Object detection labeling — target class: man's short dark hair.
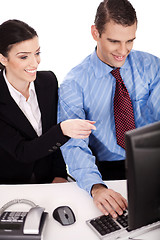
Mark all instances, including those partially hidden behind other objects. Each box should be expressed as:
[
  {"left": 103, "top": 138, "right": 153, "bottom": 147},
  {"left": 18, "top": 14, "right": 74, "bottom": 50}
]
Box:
[{"left": 94, "top": 0, "right": 137, "bottom": 36}]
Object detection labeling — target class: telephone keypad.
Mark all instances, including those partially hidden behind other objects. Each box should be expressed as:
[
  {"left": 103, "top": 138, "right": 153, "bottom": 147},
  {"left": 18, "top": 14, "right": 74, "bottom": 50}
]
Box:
[{"left": 0, "top": 211, "right": 27, "bottom": 223}]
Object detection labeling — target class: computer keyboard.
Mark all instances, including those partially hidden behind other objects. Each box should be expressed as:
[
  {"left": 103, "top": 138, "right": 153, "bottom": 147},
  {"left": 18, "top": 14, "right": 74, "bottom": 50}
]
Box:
[{"left": 86, "top": 210, "right": 129, "bottom": 239}]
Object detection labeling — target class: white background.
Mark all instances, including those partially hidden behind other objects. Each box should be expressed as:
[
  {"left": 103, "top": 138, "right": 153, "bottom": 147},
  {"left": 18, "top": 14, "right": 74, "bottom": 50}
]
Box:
[{"left": 1, "top": 0, "right": 160, "bottom": 83}]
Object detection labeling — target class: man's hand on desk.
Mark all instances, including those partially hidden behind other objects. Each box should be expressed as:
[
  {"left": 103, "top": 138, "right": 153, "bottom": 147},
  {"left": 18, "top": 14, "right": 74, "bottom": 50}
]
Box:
[
  {"left": 52, "top": 177, "right": 68, "bottom": 183},
  {"left": 91, "top": 184, "right": 128, "bottom": 218}
]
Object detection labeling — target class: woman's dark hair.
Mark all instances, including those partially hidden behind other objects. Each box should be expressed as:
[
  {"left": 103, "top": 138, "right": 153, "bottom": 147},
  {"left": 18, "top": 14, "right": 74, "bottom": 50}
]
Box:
[
  {"left": 0, "top": 19, "right": 38, "bottom": 70},
  {"left": 94, "top": 0, "right": 137, "bottom": 36}
]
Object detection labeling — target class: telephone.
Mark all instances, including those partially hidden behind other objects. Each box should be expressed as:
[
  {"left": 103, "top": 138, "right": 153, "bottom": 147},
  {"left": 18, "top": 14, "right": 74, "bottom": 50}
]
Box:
[{"left": 0, "top": 199, "right": 48, "bottom": 240}]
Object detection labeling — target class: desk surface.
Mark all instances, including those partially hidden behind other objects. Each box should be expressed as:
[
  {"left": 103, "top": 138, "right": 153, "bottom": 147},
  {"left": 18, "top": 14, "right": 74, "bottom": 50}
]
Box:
[{"left": 0, "top": 180, "right": 159, "bottom": 240}]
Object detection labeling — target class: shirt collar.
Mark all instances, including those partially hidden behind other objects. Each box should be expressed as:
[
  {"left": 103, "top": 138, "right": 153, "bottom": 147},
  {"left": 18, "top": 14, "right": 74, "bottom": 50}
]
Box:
[
  {"left": 3, "top": 70, "right": 36, "bottom": 105},
  {"left": 90, "top": 48, "right": 131, "bottom": 78}
]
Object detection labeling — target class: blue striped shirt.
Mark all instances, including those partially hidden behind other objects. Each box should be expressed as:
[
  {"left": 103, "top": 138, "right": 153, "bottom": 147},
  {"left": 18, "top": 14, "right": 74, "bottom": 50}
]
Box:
[{"left": 58, "top": 49, "right": 160, "bottom": 193}]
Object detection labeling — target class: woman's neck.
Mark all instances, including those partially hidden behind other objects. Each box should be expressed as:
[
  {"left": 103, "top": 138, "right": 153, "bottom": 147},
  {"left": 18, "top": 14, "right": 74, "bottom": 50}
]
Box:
[{"left": 6, "top": 73, "right": 30, "bottom": 100}]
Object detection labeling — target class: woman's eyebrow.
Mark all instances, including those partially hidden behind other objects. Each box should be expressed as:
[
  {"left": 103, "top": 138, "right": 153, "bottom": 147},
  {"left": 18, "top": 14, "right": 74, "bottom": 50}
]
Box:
[{"left": 16, "top": 47, "right": 40, "bottom": 55}]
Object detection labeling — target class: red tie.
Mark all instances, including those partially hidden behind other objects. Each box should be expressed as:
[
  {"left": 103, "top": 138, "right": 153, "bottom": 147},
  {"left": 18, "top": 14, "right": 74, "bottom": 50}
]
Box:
[{"left": 111, "top": 68, "right": 135, "bottom": 148}]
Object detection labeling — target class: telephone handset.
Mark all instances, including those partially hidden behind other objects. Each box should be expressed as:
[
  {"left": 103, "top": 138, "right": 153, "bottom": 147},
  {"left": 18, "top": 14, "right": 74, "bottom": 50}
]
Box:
[{"left": 0, "top": 199, "right": 48, "bottom": 240}]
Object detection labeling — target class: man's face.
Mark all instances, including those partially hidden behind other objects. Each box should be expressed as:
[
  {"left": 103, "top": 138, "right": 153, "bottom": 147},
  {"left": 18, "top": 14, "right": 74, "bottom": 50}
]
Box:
[{"left": 91, "top": 20, "right": 137, "bottom": 67}]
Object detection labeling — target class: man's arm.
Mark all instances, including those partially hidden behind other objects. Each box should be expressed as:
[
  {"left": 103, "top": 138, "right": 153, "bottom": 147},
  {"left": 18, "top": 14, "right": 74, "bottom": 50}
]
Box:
[
  {"left": 136, "top": 53, "right": 160, "bottom": 125},
  {"left": 58, "top": 80, "right": 103, "bottom": 193}
]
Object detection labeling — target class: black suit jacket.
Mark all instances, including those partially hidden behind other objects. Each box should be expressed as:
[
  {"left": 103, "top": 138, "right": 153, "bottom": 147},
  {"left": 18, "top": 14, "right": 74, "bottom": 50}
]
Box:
[{"left": 0, "top": 70, "right": 69, "bottom": 184}]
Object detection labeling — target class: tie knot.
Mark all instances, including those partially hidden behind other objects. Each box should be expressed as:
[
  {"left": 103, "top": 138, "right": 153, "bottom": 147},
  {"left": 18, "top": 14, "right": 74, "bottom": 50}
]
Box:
[{"left": 111, "top": 68, "right": 120, "bottom": 78}]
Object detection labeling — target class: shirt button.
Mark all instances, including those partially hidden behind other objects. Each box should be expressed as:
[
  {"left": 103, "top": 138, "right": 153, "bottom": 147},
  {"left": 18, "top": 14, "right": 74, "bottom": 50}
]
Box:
[
  {"left": 56, "top": 142, "right": 61, "bottom": 147},
  {"left": 52, "top": 146, "right": 58, "bottom": 150}
]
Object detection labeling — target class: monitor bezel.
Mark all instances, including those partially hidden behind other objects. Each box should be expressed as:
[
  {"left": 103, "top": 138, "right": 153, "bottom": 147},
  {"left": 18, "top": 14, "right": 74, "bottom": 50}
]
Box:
[{"left": 125, "top": 121, "right": 160, "bottom": 230}]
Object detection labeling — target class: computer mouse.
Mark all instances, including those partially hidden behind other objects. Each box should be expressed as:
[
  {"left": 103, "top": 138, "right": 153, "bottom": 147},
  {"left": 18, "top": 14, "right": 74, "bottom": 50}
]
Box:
[{"left": 52, "top": 206, "right": 76, "bottom": 226}]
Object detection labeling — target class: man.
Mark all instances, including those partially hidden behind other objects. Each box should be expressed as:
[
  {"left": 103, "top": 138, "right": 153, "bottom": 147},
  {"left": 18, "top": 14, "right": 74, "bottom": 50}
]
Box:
[{"left": 58, "top": 0, "right": 160, "bottom": 218}]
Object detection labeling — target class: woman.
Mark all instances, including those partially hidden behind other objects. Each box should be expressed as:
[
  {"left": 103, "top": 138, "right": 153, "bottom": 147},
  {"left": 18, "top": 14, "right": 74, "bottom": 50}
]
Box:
[{"left": 0, "top": 19, "right": 96, "bottom": 184}]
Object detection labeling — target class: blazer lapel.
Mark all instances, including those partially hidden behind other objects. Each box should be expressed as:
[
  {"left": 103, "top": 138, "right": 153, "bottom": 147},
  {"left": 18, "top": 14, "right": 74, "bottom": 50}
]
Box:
[{"left": 0, "top": 71, "right": 38, "bottom": 138}]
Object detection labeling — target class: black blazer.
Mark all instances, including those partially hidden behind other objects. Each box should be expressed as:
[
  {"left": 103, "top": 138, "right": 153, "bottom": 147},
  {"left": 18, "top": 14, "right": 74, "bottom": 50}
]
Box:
[{"left": 0, "top": 70, "right": 69, "bottom": 184}]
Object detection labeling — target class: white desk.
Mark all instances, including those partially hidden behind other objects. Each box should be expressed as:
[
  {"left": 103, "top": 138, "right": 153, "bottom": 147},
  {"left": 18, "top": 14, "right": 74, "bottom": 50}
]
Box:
[{"left": 0, "top": 180, "right": 159, "bottom": 240}]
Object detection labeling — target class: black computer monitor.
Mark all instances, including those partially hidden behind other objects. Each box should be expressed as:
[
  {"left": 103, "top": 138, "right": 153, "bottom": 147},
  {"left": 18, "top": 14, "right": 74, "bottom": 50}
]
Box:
[{"left": 125, "top": 121, "right": 160, "bottom": 231}]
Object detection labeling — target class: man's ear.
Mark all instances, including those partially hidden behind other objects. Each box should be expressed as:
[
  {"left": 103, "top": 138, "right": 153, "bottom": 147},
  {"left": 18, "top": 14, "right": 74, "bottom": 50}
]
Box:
[
  {"left": 0, "top": 54, "right": 8, "bottom": 67},
  {"left": 91, "top": 25, "right": 100, "bottom": 41}
]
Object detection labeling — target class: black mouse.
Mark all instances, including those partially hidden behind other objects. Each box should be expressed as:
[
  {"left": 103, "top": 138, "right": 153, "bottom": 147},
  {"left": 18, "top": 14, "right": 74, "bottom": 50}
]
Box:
[{"left": 53, "top": 206, "right": 76, "bottom": 226}]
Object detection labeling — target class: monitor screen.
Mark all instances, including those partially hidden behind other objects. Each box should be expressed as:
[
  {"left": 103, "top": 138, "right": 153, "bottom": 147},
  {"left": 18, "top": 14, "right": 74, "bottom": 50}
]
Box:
[{"left": 125, "top": 121, "right": 160, "bottom": 231}]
